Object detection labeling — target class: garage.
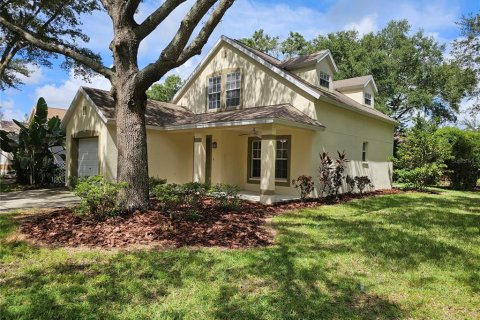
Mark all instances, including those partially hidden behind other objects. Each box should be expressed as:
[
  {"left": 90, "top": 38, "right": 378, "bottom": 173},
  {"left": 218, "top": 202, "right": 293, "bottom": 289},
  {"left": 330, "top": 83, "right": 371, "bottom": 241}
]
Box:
[{"left": 77, "top": 137, "right": 99, "bottom": 177}]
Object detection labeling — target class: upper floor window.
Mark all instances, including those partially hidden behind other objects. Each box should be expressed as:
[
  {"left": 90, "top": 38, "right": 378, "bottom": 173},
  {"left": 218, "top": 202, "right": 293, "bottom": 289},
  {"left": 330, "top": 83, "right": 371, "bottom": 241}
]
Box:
[
  {"left": 362, "top": 141, "right": 368, "bottom": 161},
  {"left": 226, "top": 71, "right": 241, "bottom": 108},
  {"left": 364, "top": 92, "right": 372, "bottom": 106},
  {"left": 319, "top": 71, "right": 330, "bottom": 88},
  {"left": 207, "top": 75, "right": 221, "bottom": 109}
]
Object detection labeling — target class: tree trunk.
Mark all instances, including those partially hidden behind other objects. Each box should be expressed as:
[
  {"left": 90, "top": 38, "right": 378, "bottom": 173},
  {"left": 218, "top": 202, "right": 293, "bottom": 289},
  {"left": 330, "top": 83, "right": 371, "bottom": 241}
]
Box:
[{"left": 114, "top": 77, "right": 150, "bottom": 211}]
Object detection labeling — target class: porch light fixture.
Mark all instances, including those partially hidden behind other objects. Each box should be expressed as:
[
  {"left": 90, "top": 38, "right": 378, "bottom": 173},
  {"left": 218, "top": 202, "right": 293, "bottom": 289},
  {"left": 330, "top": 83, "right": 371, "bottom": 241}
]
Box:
[
  {"left": 279, "top": 139, "right": 287, "bottom": 143},
  {"left": 212, "top": 141, "right": 218, "bottom": 148}
]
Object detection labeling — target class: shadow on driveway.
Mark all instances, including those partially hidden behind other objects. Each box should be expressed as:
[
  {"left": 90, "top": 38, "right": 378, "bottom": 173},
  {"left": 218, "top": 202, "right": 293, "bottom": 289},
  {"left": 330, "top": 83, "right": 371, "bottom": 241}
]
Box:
[{"left": 0, "top": 188, "right": 79, "bottom": 212}]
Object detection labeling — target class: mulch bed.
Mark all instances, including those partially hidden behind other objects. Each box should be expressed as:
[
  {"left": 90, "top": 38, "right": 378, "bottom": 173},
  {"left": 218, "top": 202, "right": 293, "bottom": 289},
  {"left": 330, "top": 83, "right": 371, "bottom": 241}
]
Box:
[{"left": 18, "top": 189, "right": 402, "bottom": 249}]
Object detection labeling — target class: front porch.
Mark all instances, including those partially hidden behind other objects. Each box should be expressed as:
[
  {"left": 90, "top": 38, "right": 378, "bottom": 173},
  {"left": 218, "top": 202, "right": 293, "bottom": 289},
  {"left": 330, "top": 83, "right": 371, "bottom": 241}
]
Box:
[{"left": 188, "top": 123, "right": 317, "bottom": 204}]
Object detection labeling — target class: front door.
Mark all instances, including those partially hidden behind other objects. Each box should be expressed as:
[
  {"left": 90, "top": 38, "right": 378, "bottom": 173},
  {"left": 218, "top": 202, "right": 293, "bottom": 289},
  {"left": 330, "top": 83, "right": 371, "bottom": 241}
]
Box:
[{"left": 205, "top": 135, "right": 212, "bottom": 186}]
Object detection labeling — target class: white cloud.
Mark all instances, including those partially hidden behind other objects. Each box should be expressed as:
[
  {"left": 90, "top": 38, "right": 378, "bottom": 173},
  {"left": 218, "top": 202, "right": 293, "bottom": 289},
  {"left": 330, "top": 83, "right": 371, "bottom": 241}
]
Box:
[
  {"left": 16, "top": 64, "right": 45, "bottom": 85},
  {"left": 344, "top": 15, "right": 378, "bottom": 35},
  {"left": 35, "top": 71, "right": 111, "bottom": 108},
  {"left": 0, "top": 98, "right": 26, "bottom": 121}
]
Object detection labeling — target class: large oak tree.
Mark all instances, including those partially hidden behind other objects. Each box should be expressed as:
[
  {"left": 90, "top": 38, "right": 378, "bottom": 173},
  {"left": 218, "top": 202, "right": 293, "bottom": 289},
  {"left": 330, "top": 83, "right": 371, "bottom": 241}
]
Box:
[{"left": 0, "top": 0, "right": 234, "bottom": 211}]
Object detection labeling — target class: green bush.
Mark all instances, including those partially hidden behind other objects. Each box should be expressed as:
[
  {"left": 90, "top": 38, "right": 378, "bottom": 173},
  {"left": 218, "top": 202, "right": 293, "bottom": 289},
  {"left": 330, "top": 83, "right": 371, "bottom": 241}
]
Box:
[
  {"left": 73, "top": 175, "right": 127, "bottom": 218},
  {"left": 436, "top": 127, "right": 480, "bottom": 190},
  {"left": 396, "top": 164, "right": 446, "bottom": 191},
  {"left": 152, "top": 183, "right": 183, "bottom": 212},
  {"left": 210, "top": 183, "right": 241, "bottom": 211},
  {"left": 182, "top": 182, "right": 208, "bottom": 208},
  {"left": 148, "top": 177, "right": 167, "bottom": 194},
  {"left": 394, "top": 117, "right": 451, "bottom": 190}
]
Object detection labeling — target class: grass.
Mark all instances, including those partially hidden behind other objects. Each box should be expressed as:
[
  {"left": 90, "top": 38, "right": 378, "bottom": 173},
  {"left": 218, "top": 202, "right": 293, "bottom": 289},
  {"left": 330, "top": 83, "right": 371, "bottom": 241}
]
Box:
[{"left": 0, "top": 189, "right": 479, "bottom": 319}]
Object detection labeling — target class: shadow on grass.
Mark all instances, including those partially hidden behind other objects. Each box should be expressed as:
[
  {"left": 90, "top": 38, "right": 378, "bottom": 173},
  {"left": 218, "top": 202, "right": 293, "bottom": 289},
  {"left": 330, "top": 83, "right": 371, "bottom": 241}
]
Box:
[{"left": 1, "top": 191, "right": 478, "bottom": 319}]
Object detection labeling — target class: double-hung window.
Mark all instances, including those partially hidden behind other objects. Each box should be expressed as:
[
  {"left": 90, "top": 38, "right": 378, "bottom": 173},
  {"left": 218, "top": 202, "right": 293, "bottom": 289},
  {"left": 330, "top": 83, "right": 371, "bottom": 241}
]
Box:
[
  {"left": 362, "top": 141, "right": 368, "bottom": 161},
  {"left": 248, "top": 136, "right": 291, "bottom": 184},
  {"left": 364, "top": 92, "right": 372, "bottom": 106},
  {"left": 250, "top": 140, "right": 261, "bottom": 179},
  {"left": 207, "top": 76, "right": 221, "bottom": 110},
  {"left": 275, "top": 138, "right": 289, "bottom": 180},
  {"left": 226, "top": 71, "right": 241, "bottom": 108},
  {"left": 319, "top": 71, "right": 330, "bottom": 88}
]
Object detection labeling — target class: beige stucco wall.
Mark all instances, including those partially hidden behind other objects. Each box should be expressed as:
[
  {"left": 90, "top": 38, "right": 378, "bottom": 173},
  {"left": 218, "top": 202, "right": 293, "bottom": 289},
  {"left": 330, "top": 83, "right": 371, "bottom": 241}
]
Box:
[
  {"left": 175, "top": 43, "right": 317, "bottom": 118},
  {"left": 292, "top": 66, "right": 319, "bottom": 86},
  {"left": 312, "top": 100, "right": 394, "bottom": 192}
]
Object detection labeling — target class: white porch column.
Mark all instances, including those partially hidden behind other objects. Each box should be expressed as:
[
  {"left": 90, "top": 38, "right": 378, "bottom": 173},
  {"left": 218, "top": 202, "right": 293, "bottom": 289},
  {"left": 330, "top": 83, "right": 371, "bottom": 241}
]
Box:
[
  {"left": 193, "top": 133, "right": 206, "bottom": 183},
  {"left": 260, "top": 127, "right": 276, "bottom": 204}
]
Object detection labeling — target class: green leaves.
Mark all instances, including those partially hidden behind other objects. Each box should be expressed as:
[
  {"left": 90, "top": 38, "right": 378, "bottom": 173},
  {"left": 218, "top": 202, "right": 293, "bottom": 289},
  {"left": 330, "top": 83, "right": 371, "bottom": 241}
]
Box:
[
  {"left": 146, "top": 75, "right": 183, "bottom": 102},
  {"left": 2, "top": 97, "right": 66, "bottom": 185}
]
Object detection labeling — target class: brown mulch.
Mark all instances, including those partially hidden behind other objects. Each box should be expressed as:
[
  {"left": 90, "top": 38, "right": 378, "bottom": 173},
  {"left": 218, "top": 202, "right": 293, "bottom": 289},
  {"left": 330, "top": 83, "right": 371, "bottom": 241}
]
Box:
[{"left": 18, "top": 188, "right": 402, "bottom": 250}]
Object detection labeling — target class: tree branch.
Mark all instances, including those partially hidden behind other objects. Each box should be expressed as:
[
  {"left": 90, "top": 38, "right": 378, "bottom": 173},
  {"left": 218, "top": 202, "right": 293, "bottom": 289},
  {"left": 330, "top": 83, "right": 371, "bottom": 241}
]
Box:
[
  {"left": 135, "top": 0, "right": 186, "bottom": 40},
  {"left": 0, "top": 15, "right": 113, "bottom": 78},
  {"left": 176, "top": 0, "right": 234, "bottom": 64},
  {"left": 138, "top": 0, "right": 233, "bottom": 88}
]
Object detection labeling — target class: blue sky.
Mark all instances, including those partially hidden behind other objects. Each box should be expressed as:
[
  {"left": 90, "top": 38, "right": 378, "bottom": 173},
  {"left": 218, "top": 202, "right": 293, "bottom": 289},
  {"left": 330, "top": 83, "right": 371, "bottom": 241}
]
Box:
[{"left": 1, "top": 0, "right": 479, "bottom": 121}]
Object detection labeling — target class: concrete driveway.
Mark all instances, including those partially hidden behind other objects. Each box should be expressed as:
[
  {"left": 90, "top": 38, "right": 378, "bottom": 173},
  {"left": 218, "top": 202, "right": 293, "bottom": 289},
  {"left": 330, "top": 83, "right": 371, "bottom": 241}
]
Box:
[{"left": 0, "top": 188, "right": 80, "bottom": 212}]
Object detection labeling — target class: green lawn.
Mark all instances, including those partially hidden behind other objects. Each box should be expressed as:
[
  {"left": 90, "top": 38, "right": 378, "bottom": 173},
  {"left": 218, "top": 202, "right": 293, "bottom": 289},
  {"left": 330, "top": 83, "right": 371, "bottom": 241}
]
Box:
[{"left": 1, "top": 189, "right": 479, "bottom": 319}]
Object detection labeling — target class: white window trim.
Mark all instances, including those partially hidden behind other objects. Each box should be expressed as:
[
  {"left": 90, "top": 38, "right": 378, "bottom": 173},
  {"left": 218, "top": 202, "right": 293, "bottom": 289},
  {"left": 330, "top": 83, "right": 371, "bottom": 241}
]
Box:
[
  {"left": 225, "top": 71, "right": 241, "bottom": 109},
  {"left": 319, "top": 71, "right": 330, "bottom": 89},
  {"left": 207, "top": 75, "right": 222, "bottom": 110},
  {"left": 364, "top": 92, "right": 372, "bottom": 106}
]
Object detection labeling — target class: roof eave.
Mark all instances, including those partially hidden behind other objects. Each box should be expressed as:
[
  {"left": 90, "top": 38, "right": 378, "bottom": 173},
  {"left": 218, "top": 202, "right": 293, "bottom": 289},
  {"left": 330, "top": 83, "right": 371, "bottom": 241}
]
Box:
[{"left": 61, "top": 87, "right": 111, "bottom": 129}]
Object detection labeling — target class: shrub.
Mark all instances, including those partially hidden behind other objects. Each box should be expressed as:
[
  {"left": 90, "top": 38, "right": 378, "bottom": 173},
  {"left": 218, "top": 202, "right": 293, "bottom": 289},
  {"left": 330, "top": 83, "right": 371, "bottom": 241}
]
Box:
[
  {"left": 318, "top": 151, "right": 348, "bottom": 197},
  {"left": 210, "top": 183, "right": 241, "bottom": 211},
  {"left": 436, "top": 127, "right": 480, "bottom": 190},
  {"left": 292, "top": 175, "right": 314, "bottom": 201},
  {"left": 396, "top": 164, "right": 445, "bottom": 191},
  {"left": 394, "top": 117, "right": 451, "bottom": 190},
  {"left": 148, "top": 177, "right": 167, "bottom": 194},
  {"left": 318, "top": 151, "right": 333, "bottom": 196},
  {"left": 152, "top": 183, "right": 183, "bottom": 213},
  {"left": 354, "top": 176, "right": 374, "bottom": 195},
  {"left": 345, "top": 175, "right": 356, "bottom": 193},
  {"left": 332, "top": 151, "right": 348, "bottom": 197},
  {"left": 182, "top": 182, "right": 208, "bottom": 208},
  {"left": 186, "top": 209, "right": 203, "bottom": 221},
  {"left": 74, "top": 175, "right": 127, "bottom": 218}
]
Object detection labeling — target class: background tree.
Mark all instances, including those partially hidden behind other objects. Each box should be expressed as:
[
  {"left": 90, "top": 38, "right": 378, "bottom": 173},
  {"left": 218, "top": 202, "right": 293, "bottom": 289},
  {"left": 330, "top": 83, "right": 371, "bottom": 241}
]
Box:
[
  {"left": 0, "top": 0, "right": 100, "bottom": 90},
  {"left": 451, "top": 13, "right": 480, "bottom": 114},
  {"left": 394, "top": 117, "right": 451, "bottom": 190},
  {"left": 239, "top": 29, "right": 280, "bottom": 58},
  {"left": 281, "top": 32, "right": 310, "bottom": 58},
  {"left": 436, "top": 127, "right": 480, "bottom": 190},
  {"left": 241, "top": 21, "right": 477, "bottom": 129},
  {"left": 0, "top": 0, "right": 235, "bottom": 211},
  {"left": 146, "top": 74, "right": 183, "bottom": 102},
  {"left": 0, "top": 97, "right": 65, "bottom": 185}
]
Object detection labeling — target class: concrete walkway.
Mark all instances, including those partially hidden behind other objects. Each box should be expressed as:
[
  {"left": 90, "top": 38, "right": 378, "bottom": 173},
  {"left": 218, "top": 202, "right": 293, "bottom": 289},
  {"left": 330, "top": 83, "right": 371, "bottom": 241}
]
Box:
[{"left": 0, "top": 188, "right": 80, "bottom": 212}]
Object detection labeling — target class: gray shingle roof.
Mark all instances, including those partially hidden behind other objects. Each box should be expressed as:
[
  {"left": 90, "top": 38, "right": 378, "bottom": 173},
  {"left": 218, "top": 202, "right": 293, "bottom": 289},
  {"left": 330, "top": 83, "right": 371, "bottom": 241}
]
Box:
[
  {"left": 81, "top": 87, "right": 324, "bottom": 130},
  {"left": 0, "top": 120, "right": 20, "bottom": 134},
  {"left": 333, "top": 75, "right": 376, "bottom": 91}
]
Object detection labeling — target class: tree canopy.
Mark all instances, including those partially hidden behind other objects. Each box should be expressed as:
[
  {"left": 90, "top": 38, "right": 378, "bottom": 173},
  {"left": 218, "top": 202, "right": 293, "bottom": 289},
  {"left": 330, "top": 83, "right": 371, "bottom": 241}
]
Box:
[
  {"left": 0, "top": 0, "right": 100, "bottom": 90},
  {"left": 240, "top": 20, "right": 478, "bottom": 129},
  {"left": 146, "top": 75, "right": 183, "bottom": 102}
]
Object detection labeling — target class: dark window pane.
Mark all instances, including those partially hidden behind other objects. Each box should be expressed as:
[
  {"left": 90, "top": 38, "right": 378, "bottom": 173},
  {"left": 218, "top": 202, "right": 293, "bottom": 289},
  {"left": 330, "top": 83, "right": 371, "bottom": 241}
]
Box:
[{"left": 252, "top": 159, "right": 261, "bottom": 178}]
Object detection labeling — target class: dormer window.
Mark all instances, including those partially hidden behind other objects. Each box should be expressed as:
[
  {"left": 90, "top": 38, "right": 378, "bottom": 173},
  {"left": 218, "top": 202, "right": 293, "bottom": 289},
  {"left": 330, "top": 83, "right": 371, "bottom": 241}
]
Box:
[
  {"left": 226, "top": 71, "right": 241, "bottom": 108},
  {"left": 319, "top": 71, "right": 330, "bottom": 88},
  {"left": 207, "top": 75, "right": 221, "bottom": 109},
  {"left": 364, "top": 92, "right": 372, "bottom": 106}
]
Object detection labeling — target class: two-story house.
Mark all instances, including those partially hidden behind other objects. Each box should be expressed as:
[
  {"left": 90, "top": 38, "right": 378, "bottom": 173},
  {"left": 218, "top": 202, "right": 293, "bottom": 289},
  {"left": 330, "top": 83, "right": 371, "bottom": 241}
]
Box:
[{"left": 62, "top": 36, "right": 396, "bottom": 203}]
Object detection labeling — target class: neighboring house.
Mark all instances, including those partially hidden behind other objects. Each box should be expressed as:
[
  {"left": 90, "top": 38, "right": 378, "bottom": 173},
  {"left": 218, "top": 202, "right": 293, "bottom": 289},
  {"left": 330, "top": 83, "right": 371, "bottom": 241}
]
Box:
[
  {"left": 62, "top": 35, "right": 396, "bottom": 203},
  {"left": 0, "top": 120, "right": 20, "bottom": 175}
]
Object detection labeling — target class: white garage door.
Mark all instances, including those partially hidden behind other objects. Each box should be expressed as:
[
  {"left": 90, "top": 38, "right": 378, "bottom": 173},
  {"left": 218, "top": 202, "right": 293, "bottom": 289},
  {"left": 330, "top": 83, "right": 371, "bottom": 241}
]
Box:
[{"left": 78, "top": 138, "right": 99, "bottom": 177}]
